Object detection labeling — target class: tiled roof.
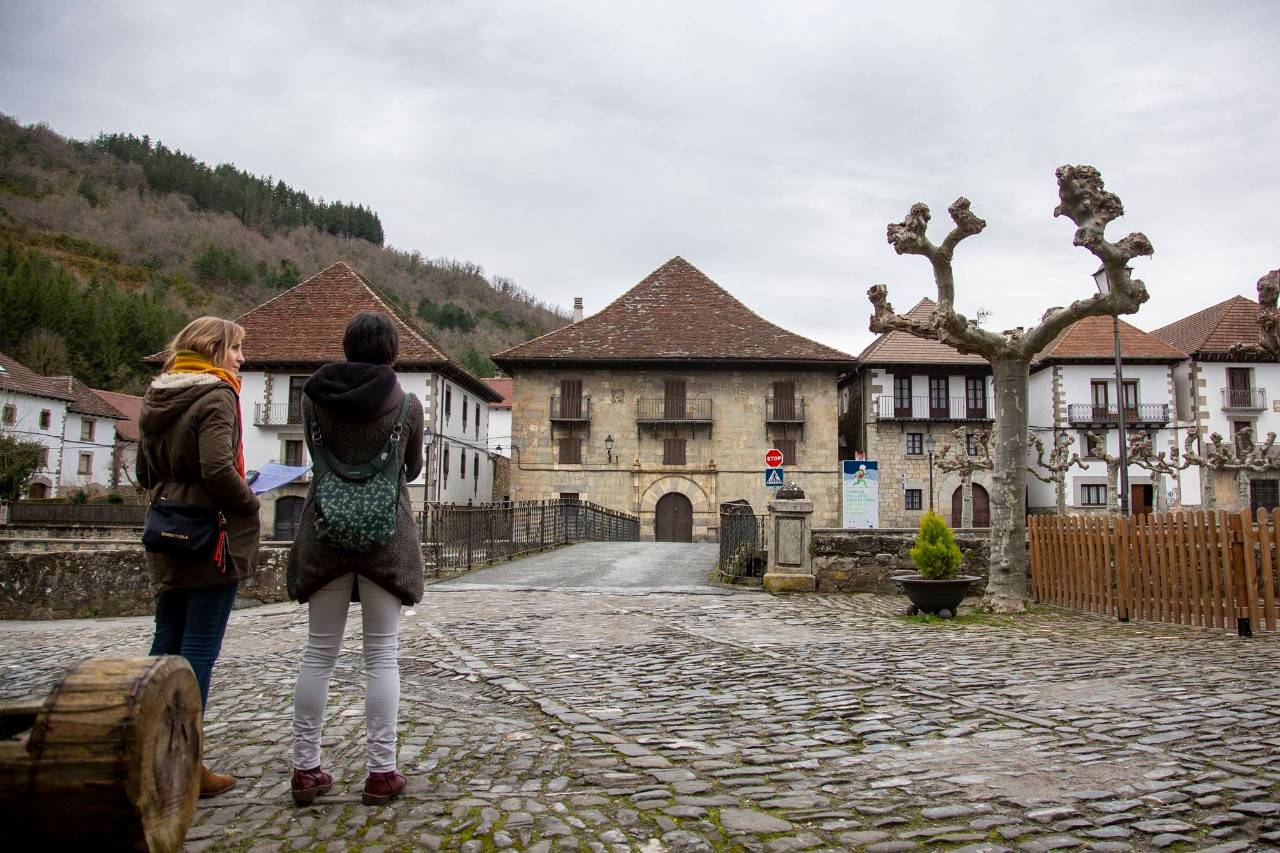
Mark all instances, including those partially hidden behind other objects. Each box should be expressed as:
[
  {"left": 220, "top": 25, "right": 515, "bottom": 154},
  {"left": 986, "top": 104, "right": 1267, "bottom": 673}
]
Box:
[
  {"left": 482, "top": 377, "right": 512, "bottom": 409},
  {"left": 92, "top": 389, "right": 143, "bottom": 441},
  {"left": 856, "top": 299, "right": 990, "bottom": 366},
  {"left": 48, "top": 376, "right": 126, "bottom": 419},
  {"left": 493, "top": 257, "right": 855, "bottom": 367},
  {"left": 1035, "top": 314, "right": 1186, "bottom": 363},
  {"left": 0, "top": 351, "right": 74, "bottom": 402},
  {"left": 1150, "top": 295, "right": 1269, "bottom": 358},
  {"left": 229, "top": 261, "right": 499, "bottom": 401}
]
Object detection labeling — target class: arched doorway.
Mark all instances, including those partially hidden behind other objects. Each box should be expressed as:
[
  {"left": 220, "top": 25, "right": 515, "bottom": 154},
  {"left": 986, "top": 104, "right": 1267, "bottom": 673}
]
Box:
[
  {"left": 951, "top": 483, "right": 990, "bottom": 527},
  {"left": 274, "top": 496, "right": 305, "bottom": 540},
  {"left": 27, "top": 482, "right": 49, "bottom": 499},
  {"left": 654, "top": 492, "right": 693, "bottom": 542}
]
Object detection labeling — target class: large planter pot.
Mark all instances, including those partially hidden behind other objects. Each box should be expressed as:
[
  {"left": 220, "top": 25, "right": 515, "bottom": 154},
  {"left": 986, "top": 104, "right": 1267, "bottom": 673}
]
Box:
[{"left": 892, "top": 574, "right": 980, "bottom": 618}]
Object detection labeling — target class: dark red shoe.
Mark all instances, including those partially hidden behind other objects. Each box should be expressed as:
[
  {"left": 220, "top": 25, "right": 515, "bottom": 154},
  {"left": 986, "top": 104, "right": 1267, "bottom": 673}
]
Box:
[
  {"left": 291, "top": 766, "right": 333, "bottom": 806},
  {"left": 362, "top": 769, "right": 406, "bottom": 806}
]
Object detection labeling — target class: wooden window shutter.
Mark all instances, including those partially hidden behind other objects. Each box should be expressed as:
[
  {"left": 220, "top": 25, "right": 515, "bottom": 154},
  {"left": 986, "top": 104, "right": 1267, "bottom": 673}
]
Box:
[
  {"left": 560, "top": 379, "right": 582, "bottom": 419},
  {"left": 558, "top": 437, "right": 582, "bottom": 464},
  {"left": 772, "top": 381, "right": 796, "bottom": 420},
  {"left": 663, "top": 438, "right": 686, "bottom": 465},
  {"left": 664, "top": 380, "right": 687, "bottom": 419},
  {"left": 775, "top": 438, "right": 797, "bottom": 466}
]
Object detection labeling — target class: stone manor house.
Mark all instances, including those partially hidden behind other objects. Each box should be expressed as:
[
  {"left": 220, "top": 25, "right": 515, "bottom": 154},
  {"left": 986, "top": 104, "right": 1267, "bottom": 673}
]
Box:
[{"left": 492, "top": 257, "right": 855, "bottom": 541}]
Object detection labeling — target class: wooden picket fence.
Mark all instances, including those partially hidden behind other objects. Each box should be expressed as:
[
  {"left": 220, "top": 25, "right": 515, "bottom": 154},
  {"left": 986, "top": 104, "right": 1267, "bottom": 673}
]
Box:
[{"left": 1029, "top": 509, "right": 1280, "bottom": 635}]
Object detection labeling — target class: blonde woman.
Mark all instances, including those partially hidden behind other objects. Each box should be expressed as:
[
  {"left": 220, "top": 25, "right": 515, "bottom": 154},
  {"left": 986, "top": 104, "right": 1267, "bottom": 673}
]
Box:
[{"left": 137, "top": 316, "right": 261, "bottom": 798}]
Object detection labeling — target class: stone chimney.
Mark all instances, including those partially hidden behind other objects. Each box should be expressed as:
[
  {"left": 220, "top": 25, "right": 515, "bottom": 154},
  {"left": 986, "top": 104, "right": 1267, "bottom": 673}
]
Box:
[{"left": 573, "top": 297, "right": 583, "bottom": 323}]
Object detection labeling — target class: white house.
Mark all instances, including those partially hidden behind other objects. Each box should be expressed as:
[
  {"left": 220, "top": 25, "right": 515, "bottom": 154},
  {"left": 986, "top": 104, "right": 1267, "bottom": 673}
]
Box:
[
  {"left": 91, "top": 388, "right": 143, "bottom": 493},
  {"left": 0, "top": 351, "right": 73, "bottom": 498},
  {"left": 45, "top": 376, "right": 126, "bottom": 494},
  {"left": 224, "top": 262, "right": 501, "bottom": 538},
  {"left": 1151, "top": 295, "right": 1280, "bottom": 512},
  {"left": 482, "top": 377, "right": 512, "bottom": 458},
  {"left": 1027, "top": 315, "right": 1187, "bottom": 514}
]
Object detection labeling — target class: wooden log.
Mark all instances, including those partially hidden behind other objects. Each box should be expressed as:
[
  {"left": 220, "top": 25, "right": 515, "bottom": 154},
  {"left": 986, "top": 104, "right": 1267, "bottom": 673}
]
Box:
[{"left": 0, "top": 656, "right": 202, "bottom": 852}]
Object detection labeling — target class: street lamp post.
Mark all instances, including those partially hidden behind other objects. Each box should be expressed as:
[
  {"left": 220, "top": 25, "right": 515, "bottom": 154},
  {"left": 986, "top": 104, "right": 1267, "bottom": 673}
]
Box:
[
  {"left": 1094, "top": 266, "right": 1132, "bottom": 515},
  {"left": 926, "top": 434, "right": 937, "bottom": 512}
]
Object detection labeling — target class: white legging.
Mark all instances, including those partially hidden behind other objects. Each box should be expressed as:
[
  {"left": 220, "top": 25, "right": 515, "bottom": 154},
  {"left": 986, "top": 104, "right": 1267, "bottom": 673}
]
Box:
[{"left": 292, "top": 573, "right": 401, "bottom": 773}]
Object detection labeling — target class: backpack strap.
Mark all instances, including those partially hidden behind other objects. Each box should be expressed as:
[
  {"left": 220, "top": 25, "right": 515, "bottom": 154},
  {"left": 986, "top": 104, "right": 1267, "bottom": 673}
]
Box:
[
  {"left": 304, "top": 394, "right": 410, "bottom": 479},
  {"left": 302, "top": 397, "right": 335, "bottom": 479}
]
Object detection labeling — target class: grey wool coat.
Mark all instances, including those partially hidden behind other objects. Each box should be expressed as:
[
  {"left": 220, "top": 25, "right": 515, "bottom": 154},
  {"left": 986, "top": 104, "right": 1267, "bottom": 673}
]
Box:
[
  {"left": 137, "top": 373, "right": 261, "bottom": 595},
  {"left": 287, "top": 386, "right": 425, "bottom": 605}
]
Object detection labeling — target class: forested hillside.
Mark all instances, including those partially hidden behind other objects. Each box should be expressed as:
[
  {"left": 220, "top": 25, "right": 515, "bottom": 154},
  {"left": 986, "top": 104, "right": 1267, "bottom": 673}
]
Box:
[{"left": 0, "top": 113, "right": 566, "bottom": 393}]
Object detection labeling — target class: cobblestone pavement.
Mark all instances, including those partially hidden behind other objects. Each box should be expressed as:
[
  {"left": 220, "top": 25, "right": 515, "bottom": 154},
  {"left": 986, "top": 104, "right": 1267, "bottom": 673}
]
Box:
[{"left": 2, "top": 588, "right": 1279, "bottom": 852}]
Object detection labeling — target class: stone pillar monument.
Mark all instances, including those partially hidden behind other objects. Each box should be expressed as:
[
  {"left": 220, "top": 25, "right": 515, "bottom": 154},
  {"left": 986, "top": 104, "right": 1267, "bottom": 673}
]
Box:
[{"left": 764, "top": 482, "right": 815, "bottom": 593}]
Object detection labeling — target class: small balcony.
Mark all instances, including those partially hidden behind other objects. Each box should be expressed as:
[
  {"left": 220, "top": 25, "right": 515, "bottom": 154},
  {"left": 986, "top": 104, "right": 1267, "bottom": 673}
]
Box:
[
  {"left": 550, "top": 395, "right": 591, "bottom": 423},
  {"left": 254, "top": 402, "right": 302, "bottom": 426},
  {"left": 765, "top": 397, "right": 805, "bottom": 424},
  {"left": 874, "top": 395, "right": 993, "bottom": 422},
  {"left": 637, "top": 397, "right": 713, "bottom": 424},
  {"left": 1222, "top": 387, "right": 1267, "bottom": 411},
  {"left": 1067, "top": 403, "right": 1171, "bottom": 428}
]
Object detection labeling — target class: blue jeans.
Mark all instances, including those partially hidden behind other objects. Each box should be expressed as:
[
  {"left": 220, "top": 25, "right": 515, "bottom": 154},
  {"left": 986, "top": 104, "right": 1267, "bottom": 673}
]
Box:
[{"left": 150, "top": 583, "right": 239, "bottom": 709}]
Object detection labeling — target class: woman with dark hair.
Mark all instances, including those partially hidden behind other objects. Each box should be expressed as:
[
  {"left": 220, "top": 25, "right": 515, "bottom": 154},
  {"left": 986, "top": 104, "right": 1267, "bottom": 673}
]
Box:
[
  {"left": 138, "top": 316, "right": 261, "bottom": 798},
  {"left": 288, "top": 311, "right": 425, "bottom": 806}
]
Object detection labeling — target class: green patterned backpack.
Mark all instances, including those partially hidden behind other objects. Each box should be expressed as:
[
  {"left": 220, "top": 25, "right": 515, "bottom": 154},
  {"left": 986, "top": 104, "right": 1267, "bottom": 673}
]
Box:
[{"left": 304, "top": 396, "right": 410, "bottom": 552}]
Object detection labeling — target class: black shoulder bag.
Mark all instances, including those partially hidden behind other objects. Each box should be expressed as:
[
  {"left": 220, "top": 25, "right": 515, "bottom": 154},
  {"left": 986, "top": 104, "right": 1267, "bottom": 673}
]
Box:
[{"left": 139, "top": 438, "right": 227, "bottom": 565}]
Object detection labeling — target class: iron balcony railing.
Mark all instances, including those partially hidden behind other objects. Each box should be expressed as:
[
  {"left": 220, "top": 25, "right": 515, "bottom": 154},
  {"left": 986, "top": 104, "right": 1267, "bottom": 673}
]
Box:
[
  {"left": 1067, "top": 403, "right": 1171, "bottom": 426},
  {"left": 765, "top": 397, "right": 805, "bottom": 423},
  {"left": 254, "top": 402, "right": 303, "bottom": 426},
  {"left": 419, "top": 499, "right": 639, "bottom": 575},
  {"left": 875, "top": 395, "right": 993, "bottom": 421},
  {"left": 1221, "top": 387, "right": 1267, "bottom": 410},
  {"left": 637, "top": 397, "right": 713, "bottom": 423},
  {"left": 550, "top": 395, "right": 591, "bottom": 422}
]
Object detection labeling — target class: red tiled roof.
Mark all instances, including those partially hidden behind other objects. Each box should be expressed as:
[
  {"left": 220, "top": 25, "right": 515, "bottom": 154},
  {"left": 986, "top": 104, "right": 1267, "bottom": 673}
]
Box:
[
  {"left": 482, "top": 377, "right": 512, "bottom": 409},
  {"left": 857, "top": 298, "right": 991, "bottom": 366},
  {"left": 92, "top": 389, "right": 143, "bottom": 441},
  {"left": 0, "top": 351, "right": 75, "bottom": 402},
  {"left": 47, "top": 376, "right": 126, "bottom": 419},
  {"left": 1150, "top": 295, "right": 1269, "bottom": 358},
  {"left": 492, "top": 257, "right": 855, "bottom": 367},
  {"left": 231, "top": 261, "right": 499, "bottom": 401},
  {"left": 1035, "top": 314, "right": 1186, "bottom": 363}
]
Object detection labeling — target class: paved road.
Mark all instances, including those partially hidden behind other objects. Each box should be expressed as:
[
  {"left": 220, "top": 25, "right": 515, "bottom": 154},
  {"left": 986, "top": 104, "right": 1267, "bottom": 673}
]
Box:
[
  {"left": 1, "top": 587, "right": 1278, "bottom": 851},
  {"left": 432, "top": 541, "right": 726, "bottom": 595}
]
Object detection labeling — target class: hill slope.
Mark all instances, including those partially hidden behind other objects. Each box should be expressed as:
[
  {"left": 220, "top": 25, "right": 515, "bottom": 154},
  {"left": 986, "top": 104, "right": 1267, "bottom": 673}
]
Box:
[{"left": 0, "top": 113, "right": 567, "bottom": 392}]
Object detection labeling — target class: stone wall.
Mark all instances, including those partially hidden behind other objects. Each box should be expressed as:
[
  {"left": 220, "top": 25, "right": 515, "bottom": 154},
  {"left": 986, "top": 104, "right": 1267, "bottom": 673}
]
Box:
[
  {"left": 509, "top": 367, "right": 843, "bottom": 539},
  {"left": 0, "top": 525, "right": 143, "bottom": 553},
  {"left": 810, "top": 527, "right": 990, "bottom": 594},
  {"left": 0, "top": 546, "right": 291, "bottom": 620}
]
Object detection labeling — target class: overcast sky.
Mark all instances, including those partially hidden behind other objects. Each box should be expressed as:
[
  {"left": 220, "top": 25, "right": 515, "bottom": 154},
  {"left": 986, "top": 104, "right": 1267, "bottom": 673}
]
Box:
[{"left": 2, "top": 1, "right": 1277, "bottom": 357}]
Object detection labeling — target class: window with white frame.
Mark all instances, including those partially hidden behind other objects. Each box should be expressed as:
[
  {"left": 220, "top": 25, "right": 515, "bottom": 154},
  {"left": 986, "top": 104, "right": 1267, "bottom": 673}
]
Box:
[
  {"left": 1081, "top": 484, "right": 1108, "bottom": 506},
  {"left": 78, "top": 452, "right": 92, "bottom": 476},
  {"left": 905, "top": 489, "right": 923, "bottom": 510}
]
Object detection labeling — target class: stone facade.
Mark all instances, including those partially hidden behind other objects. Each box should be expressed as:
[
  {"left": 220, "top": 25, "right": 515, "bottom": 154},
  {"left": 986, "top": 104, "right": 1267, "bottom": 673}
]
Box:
[
  {"left": 810, "top": 528, "right": 991, "bottom": 594},
  {"left": 509, "top": 368, "right": 842, "bottom": 539}
]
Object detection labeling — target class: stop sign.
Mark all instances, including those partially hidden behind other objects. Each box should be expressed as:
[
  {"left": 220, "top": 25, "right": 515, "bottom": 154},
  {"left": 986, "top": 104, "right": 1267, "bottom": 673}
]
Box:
[{"left": 765, "top": 448, "right": 784, "bottom": 468}]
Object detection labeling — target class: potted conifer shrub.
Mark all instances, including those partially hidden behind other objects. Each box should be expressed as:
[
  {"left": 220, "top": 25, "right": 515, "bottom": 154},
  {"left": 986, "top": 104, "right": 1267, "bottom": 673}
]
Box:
[{"left": 894, "top": 511, "right": 980, "bottom": 618}]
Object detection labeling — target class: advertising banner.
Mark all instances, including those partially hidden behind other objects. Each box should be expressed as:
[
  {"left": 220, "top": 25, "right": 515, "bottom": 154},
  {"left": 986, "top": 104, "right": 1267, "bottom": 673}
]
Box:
[{"left": 842, "top": 459, "right": 878, "bottom": 529}]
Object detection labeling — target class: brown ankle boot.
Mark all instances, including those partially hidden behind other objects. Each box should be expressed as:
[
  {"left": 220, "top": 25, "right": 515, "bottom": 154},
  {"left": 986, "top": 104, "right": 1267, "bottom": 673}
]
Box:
[{"left": 199, "top": 763, "right": 236, "bottom": 798}]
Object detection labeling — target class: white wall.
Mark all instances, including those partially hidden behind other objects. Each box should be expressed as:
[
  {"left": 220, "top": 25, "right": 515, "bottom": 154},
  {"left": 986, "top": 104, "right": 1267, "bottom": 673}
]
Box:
[
  {"left": 488, "top": 407, "right": 512, "bottom": 458},
  {"left": 0, "top": 391, "right": 67, "bottom": 496},
  {"left": 58, "top": 411, "right": 119, "bottom": 493},
  {"left": 435, "top": 377, "right": 494, "bottom": 505}
]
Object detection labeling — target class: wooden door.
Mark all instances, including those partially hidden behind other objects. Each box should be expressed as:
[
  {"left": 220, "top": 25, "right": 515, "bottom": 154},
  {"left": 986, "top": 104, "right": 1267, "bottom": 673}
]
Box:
[
  {"left": 664, "top": 380, "right": 687, "bottom": 419},
  {"left": 560, "top": 379, "right": 582, "bottom": 419},
  {"left": 949, "top": 483, "right": 991, "bottom": 527},
  {"left": 655, "top": 492, "right": 693, "bottom": 542},
  {"left": 1130, "top": 484, "right": 1153, "bottom": 516},
  {"left": 273, "top": 496, "right": 305, "bottom": 540},
  {"left": 772, "top": 381, "right": 796, "bottom": 420},
  {"left": 1228, "top": 368, "right": 1252, "bottom": 408}
]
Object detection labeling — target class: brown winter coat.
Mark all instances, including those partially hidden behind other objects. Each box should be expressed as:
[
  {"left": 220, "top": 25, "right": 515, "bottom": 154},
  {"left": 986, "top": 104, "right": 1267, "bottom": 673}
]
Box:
[
  {"left": 287, "top": 381, "right": 425, "bottom": 605},
  {"left": 136, "top": 373, "right": 261, "bottom": 595}
]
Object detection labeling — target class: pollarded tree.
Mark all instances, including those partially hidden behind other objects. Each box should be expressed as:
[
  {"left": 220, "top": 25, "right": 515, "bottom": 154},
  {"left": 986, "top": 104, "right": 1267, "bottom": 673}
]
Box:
[
  {"left": 934, "top": 427, "right": 993, "bottom": 528},
  {"left": 869, "top": 166, "right": 1153, "bottom": 611},
  {"left": 1127, "top": 430, "right": 1196, "bottom": 512},
  {"left": 1027, "top": 432, "right": 1088, "bottom": 515}
]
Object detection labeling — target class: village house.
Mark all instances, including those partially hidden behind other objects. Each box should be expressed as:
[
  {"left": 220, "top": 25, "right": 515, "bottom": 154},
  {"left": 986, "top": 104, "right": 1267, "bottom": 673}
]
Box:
[
  {"left": 229, "top": 262, "right": 501, "bottom": 538},
  {"left": 0, "top": 351, "right": 74, "bottom": 498},
  {"left": 1151, "top": 295, "right": 1280, "bottom": 512},
  {"left": 492, "top": 257, "right": 854, "bottom": 540},
  {"left": 1028, "top": 315, "right": 1187, "bottom": 514},
  {"left": 46, "top": 376, "right": 127, "bottom": 494},
  {"left": 90, "top": 388, "right": 143, "bottom": 492},
  {"left": 841, "top": 299, "right": 996, "bottom": 528},
  {"left": 483, "top": 376, "right": 513, "bottom": 502}
]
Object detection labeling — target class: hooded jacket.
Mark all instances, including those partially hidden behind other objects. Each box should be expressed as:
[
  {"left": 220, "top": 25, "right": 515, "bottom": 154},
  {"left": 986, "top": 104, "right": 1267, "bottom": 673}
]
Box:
[
  {"left": 287, "top": 362, "right": 425, "bottom": 604},
  {"left": 137, "top": 372, "right": 261, "bottom": 594}
]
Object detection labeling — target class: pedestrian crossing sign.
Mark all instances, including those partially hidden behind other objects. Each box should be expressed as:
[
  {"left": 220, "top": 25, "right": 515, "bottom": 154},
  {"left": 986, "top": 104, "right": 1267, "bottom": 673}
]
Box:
[{"left": 765, "top": 467, "right": 785, "bottom": 487}]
